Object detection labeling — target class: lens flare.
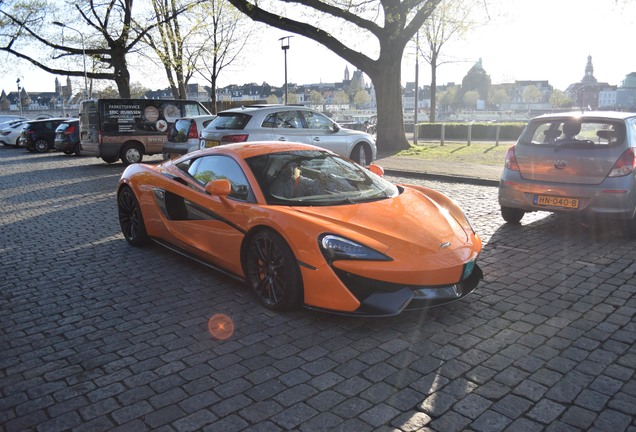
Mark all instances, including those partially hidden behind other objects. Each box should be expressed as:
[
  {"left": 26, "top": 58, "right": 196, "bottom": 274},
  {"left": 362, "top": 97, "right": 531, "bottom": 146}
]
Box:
[{"left": 208, "top": 313, "right": 234, "bottom": 340}]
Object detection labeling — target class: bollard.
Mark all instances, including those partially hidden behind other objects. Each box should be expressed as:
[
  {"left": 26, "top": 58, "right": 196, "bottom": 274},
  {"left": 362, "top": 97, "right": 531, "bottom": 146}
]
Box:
[
  {"left": 440, "top": 124, "right": 445, "bottom": 146},
  {"left": 467, "top": 124, "right": 472, "bottom": 146}
]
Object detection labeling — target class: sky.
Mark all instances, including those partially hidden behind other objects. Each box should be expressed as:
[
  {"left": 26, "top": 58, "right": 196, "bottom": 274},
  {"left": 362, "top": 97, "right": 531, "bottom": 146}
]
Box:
[{"left": 2, "top": 0, "right": 635, "bottom": 96}]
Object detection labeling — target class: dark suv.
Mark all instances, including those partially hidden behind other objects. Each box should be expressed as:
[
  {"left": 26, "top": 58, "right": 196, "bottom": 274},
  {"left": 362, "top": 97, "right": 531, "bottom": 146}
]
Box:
[{"left": 20, "top": 118, "right": 67, "bottom": 153}]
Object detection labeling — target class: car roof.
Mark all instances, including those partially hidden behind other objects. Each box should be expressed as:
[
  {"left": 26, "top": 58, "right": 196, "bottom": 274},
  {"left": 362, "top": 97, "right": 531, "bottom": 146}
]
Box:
[
  {"left": 197, "top": 141, "right": 330, "bottom": 159},
  {"left": 220, "top": 104, "right": 316, "bottom": 114},
  {"left": 532, "top": 111, "right": 636, "bottom": 121},
  {"left": 177, "top": 114, "right": 217, "bottom": 121},
  {"left": 26, "top": 118, "right": 69, "bottom": 123}
]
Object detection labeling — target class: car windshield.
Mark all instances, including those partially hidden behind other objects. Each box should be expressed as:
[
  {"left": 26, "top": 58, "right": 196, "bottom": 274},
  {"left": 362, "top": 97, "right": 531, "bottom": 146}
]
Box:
[
  {"left": 208, "top": 113, "right": 251, "bottom": 130},
  {"left": 246, "top": 150, "right": 399, "bottom": 206},
  {"left": 520, "top": 118, "right": 626, "bottom": 148}
]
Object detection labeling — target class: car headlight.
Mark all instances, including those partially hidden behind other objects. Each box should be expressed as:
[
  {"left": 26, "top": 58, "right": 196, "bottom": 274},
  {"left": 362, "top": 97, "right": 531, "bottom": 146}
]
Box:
[
  {"left": 462, "top": 260, "right": 476, "bottom": 280},
  {"left": 319, "top": 234, "right": 391, "bottom": 262}
]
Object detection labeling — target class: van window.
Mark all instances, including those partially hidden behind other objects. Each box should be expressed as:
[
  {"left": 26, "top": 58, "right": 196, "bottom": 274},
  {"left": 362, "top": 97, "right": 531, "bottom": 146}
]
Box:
[{"left": 184, "top": 103, "right": 207, "bottom": 117}]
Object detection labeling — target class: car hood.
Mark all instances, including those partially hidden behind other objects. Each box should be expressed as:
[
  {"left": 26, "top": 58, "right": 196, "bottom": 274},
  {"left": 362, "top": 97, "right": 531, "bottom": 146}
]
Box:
[{"left": 292, "top": 188, "right": 470, "bottom": 256}]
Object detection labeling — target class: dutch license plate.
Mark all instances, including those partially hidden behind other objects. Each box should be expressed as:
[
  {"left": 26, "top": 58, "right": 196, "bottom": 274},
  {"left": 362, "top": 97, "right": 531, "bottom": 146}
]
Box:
[
  {"left": 205, "top": 140, "right": 220, "bottom": 148},
  {"left": 534, "top": 195, "right": 579, "bottom": 209}
]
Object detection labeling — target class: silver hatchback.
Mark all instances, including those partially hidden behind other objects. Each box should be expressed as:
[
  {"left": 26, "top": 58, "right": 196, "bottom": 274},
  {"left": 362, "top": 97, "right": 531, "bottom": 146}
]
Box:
[
  {"left": 199, "top": 105, "right": 377, "bottom": 165},
  {"left": 498, "top": 111, "right": 636, "bottom": 236}
]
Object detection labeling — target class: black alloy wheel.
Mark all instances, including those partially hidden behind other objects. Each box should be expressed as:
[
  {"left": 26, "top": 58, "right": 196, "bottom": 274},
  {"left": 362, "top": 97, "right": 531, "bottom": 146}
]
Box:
[
  {"left": 117, "top": 186, "right": 149, "bottom": 246},
  {"left": 245, "top": 230, "right": 302, "bottom": 311},
  {"left": 34, "top": 139, "right": 49, "bottom": 153}
]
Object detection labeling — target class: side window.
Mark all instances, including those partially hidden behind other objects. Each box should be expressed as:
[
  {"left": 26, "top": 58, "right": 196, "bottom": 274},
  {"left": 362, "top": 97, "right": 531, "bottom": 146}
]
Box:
[
  {"left": 188, "top": 155, "right": 252, "bottom": 201},
  {"left": 262, "top": 113, "right": 277, "bottom": 128},
  {"left": 275, "top": 111, "right": 305, "bottom": 129},
  {"left": 184, "top": 103, "right": 204, "bottom": 117},
  {"left": 302, "top": 111, "right": 333, "bottom": 129}
]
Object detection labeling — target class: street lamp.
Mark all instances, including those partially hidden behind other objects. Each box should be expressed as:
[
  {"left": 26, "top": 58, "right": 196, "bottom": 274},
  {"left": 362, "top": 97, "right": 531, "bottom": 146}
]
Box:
[
  {"left": 52, "top": 21, "right": 88, "bottom": 99},
  {"left": 16, "top": 78, "right": 23, "bottom": 116},
  {"left": 279, "top": 36, "right": 293, "bottom": 104}
]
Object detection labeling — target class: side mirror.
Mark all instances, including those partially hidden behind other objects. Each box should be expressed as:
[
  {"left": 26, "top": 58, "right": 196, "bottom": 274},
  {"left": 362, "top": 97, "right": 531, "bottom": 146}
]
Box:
[
  {"left": 205, "top": 178, "right": 232, "bottom": 196},
  {"left": 331, "top": 123, "right": 340, "bottom": 133},
  {"left": 368, "top": 164, "right": 384, "bottom": 176}
]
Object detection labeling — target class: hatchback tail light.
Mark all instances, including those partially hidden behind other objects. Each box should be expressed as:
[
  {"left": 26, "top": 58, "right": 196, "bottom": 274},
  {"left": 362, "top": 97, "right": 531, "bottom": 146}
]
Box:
[
  {"left": 504, "top": 145, "right": 519, "bottom": 171},
  {"left": 222, "top": 134, "right": 249, "bottom": 143},
  {"left": 188, "top": 122, "right": 199, "bottom": 140},
  {"left": 608, "top": 148, "right": 636, "bottom": 177},
  {"left": 65, "top": 124, "right": 76, "bottom": 135}
]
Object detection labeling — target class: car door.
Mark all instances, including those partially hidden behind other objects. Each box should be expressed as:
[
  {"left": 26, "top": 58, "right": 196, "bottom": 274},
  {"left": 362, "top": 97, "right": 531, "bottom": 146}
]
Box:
[
  {"left": 158, "top": 155, "right": 253, "bottom": 276},
  {"left": 266, "top": 110, "right": 313, "bottom": 145},
  {"left": 301, "top": 110, "right": 349, "bottom": 155}
]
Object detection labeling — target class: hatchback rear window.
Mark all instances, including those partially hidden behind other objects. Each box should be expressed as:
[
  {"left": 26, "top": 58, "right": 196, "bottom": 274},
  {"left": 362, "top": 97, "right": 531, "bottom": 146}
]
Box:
[
  {"left": 167, "top": 119, "right": 192, "bottom": 142},
  {"left": 521, "top": 119, "right": 626, "bottom": 148},
  {"left": 208, "top": 113, "right": 251, "bottom": 130}
]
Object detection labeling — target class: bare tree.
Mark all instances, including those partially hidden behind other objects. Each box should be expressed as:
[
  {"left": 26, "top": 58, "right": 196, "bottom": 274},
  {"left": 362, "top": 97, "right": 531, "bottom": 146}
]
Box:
[
  {"left": 418, "top": 0, "right": 487, "bottom": 122},
  {"left": 141, "top": 0, "right": 208, "bottom": 99},
  {"left": 191, "top": 0, "right": 253, "bottom": 112},
  {"left": 0, "top": 0, "right": 191, "bottom": 98},
  {"left": 224, "top": 0, "right": 443, "bottom": 151}
]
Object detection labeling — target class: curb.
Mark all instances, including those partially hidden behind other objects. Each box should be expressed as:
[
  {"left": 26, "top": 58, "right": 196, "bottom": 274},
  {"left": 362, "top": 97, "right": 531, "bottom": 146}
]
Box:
[{"left": 383, "top": 168, "right": 500, "bottom": 187}]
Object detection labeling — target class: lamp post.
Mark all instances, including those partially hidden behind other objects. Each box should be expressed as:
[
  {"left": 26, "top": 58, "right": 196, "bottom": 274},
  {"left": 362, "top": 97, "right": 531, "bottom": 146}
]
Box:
[
  {"left": 279, "top": 36, "right": 292, "bottom": 104},
  {"left": 52, "top": 21, "right": 88, "bottom": 99},
  {"left": 16, "top": 78, "right": 23, "bottom": 116}
]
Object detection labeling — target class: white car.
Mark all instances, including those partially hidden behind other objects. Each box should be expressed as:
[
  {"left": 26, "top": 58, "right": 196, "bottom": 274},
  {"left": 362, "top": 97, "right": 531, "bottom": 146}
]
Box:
[
  {"left": 0, "top": 119, "right": 28, "bottom": 147},
  {"left": 162, "top": 114, "right": 217, "bottom": 160},
  {"left": 199, "top": 105, "right": 377, "bottom": 165}
]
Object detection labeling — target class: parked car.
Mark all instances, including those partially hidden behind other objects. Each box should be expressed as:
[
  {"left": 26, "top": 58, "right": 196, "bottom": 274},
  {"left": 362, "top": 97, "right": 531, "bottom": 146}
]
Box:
[
  {"left": 19, "top": 118, "right": 67, "bottom": 153},
  {"left": 54, "top": 118, "right": 81, "bottom": 155},
  {"left": 0, "top": 115, "right": 28, "bottom": 125},
  {"left": 162, "top": 114, "right": 216, "bottom": 160},
  {"left": 498, "top": 111, "right": 636, "bottom": 236},
  {"left": 199, "top": 105, "right": 377, "bottom": 165},
  {"left": 0, "top": 119, "right": 27, "bottom": 147},
  {"left": 117, "top": 142, "right": 482, "bottom": 316}
]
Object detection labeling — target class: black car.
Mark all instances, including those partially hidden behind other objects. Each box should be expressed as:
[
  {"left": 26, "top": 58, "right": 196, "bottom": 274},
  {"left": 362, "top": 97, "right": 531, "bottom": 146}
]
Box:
[
  {"left": 54, "top": 119, "right": 81, "bottom": 155},
  {"left": 20, "top": 118, "right": 67, "bottom": 153}
]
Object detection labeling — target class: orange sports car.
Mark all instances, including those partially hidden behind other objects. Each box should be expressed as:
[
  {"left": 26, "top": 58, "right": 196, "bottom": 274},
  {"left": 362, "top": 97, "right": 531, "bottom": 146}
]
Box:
[{"left": 117, "top": 142, "right": 483, "bottom": 316}]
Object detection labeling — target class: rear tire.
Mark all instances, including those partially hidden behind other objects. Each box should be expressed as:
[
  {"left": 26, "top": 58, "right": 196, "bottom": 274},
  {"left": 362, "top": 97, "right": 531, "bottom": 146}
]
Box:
[
  {"left": 350, "top": 143, "right": 371, "bottom": 166},
  {"left": 501, "top": 206, "right": 525, "bottom": 223},
  {"left": 34, "top": 139, "right": 49, "bottom": 153},
  {"left": 120, "top": 143, "right": 143, "bottom": 166},
  {"left": 117, "top": 186, "right": 149, "bottom": 246},
  {"left": 74, "top": 142, "right": 81, "bottom": 156}
]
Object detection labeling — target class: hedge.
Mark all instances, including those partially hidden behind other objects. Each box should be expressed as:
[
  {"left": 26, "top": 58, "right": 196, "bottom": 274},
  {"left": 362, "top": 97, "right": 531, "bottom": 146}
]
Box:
[{"left": 417, "top": 122, "right": 525, "bottom": 141}]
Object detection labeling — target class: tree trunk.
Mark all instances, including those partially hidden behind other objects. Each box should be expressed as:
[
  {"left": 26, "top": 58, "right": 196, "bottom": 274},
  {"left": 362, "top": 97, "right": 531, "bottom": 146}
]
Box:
[
  {"left": 368, "top": 58, "right": 409, "bottom": 154},
  {"left": 430, "top": 54, "right": 438, "bottom": 123},
  {"left": 114, "top": 65, "right": 131, "bottom": 98}
]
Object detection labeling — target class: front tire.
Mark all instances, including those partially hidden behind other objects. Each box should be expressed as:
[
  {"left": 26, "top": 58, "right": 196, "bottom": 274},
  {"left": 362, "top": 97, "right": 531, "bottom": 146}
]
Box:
[
  {"left": 118, "top": 186, "right": 149, "bottom": 246},
  {"left": 245, "top": 230, "right": 303, "bottom": 311},
  {"left": 501, "top": 206, "right": 525, "bottom": 223}
]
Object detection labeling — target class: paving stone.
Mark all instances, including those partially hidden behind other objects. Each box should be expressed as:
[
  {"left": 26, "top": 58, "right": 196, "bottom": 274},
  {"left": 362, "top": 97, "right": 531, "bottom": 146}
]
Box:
[{"left": 2, "top": 154, "right": 635, "bottom": 432}]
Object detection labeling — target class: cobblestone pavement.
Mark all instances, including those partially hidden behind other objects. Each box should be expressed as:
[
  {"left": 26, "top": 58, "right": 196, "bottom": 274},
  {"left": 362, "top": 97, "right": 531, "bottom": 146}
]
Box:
[{"left": 1, "top": 148, "right": 635, "bottom": 432}]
